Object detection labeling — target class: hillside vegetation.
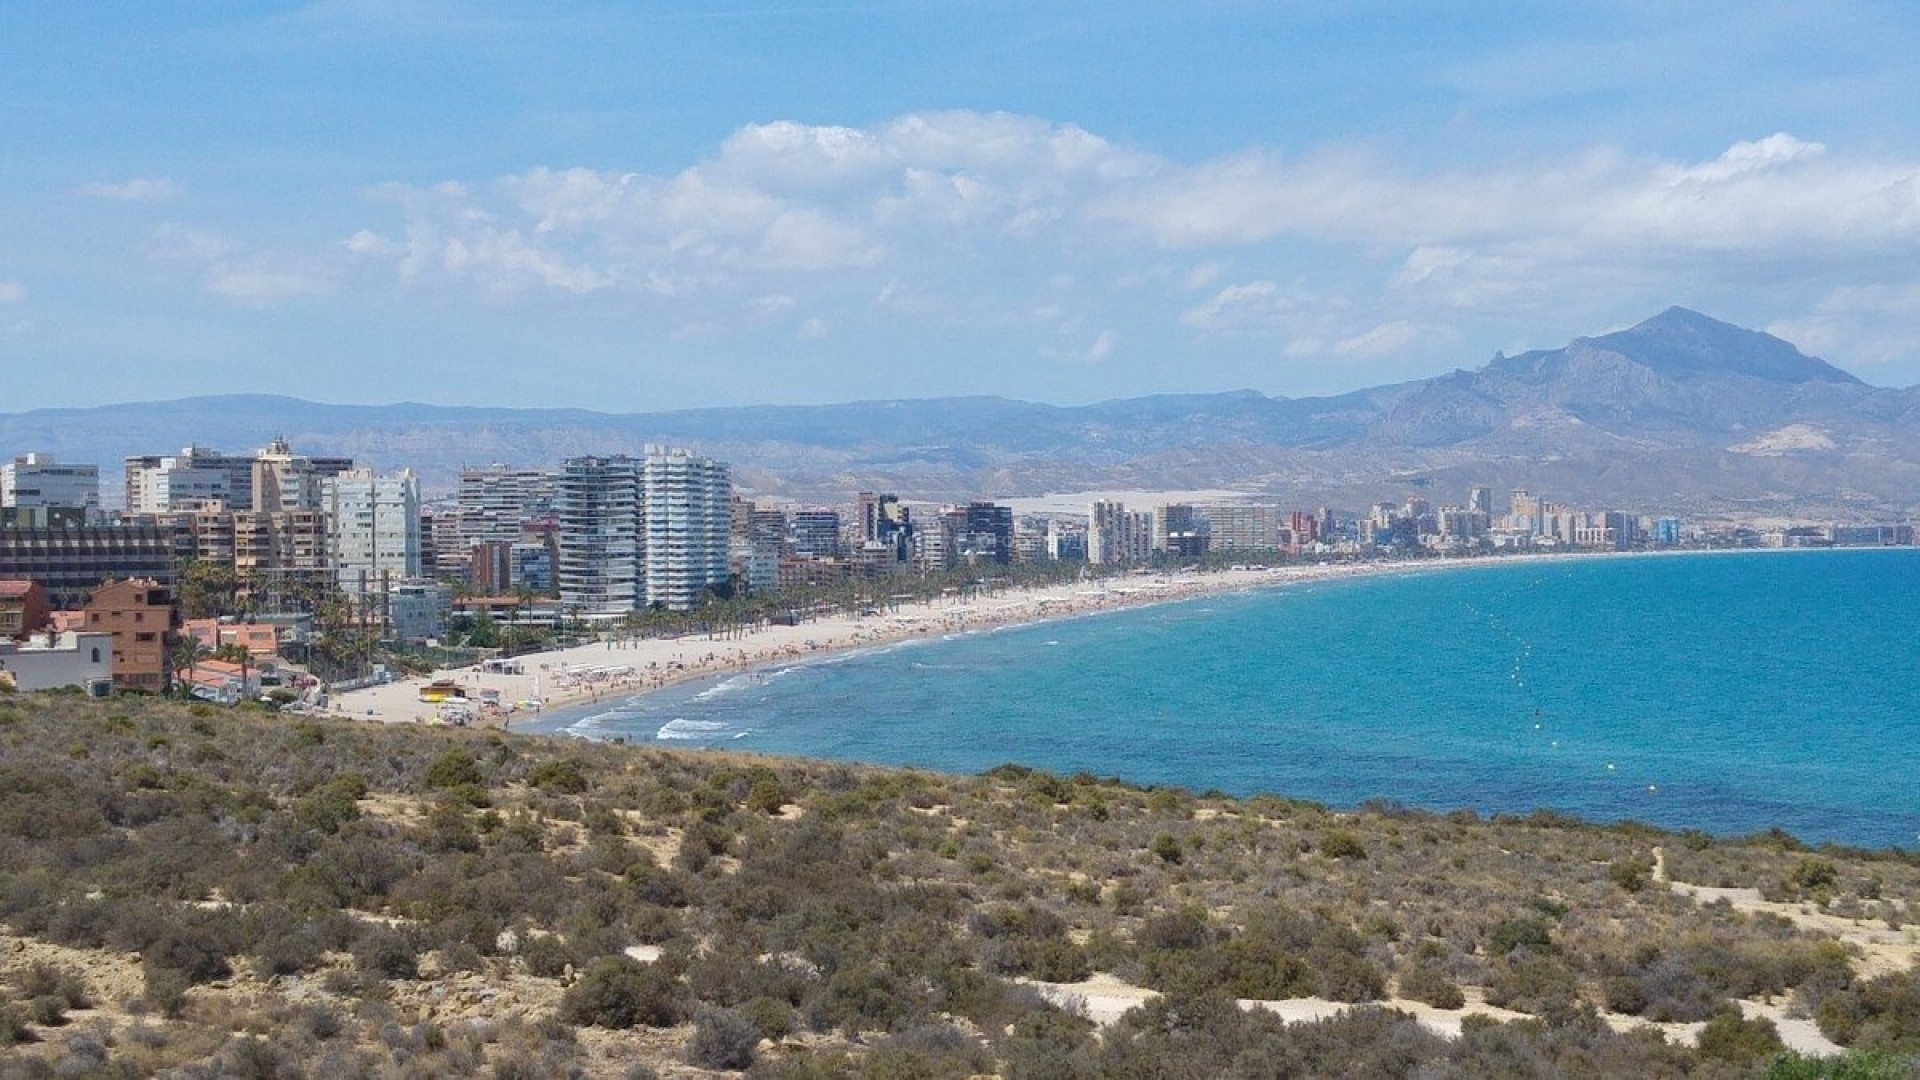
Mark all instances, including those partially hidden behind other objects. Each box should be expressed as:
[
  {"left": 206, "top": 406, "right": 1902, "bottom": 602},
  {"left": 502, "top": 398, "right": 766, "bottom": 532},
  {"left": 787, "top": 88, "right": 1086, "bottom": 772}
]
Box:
[{"left": 1, "top": 692, "right": 1917, "bottom": 1078}]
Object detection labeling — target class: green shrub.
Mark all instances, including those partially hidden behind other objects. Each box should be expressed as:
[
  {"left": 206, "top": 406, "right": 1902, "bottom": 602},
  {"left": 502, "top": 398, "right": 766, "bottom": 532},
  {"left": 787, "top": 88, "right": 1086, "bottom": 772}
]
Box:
[
  {"left": 1696, "top": 1005, "right": 1784, "bottom": 1064},
  {"left": 352, "top": 925, "right": 421, "bottom": 980},
  {"left": 1608, "top": 854, "right": 1653, "bottom": 892},
  {"left": 560, "top": 957, "right": 686, "bottom": 1029},
  {"left": 528, "top": 760, "right": 589, "bottom": 795},
  {"left": 424, "top": 748, "right": 483, "bottom": 790},
  {"left": 1320, "top": 829, "right": 1368, "bottom": 860},
  {"left": 686, "top": 1006, "right": 759, "bottom": 1070},
  {"left": 1816, "top": 967, "right": 1920, "bottom": 1052},
  {"left": 27, "top": 994, "right": 67, "bottom": 1026},
  {"left": 1398, "top": 962, "right": 1466, "bottom": 1010},
  {"left": 17, "top": 963, "right": 89, "bottom": 1010},
  {"left": 1487, "top": 914, "right": 1555, "bottom": 956},
  {"left": 0, "top": 1003, "right": 27, "bottom": 1046},
  {"left": 1149, "top": 832, "right": 1183, "bottom": 865},
  {"left": 143, "top": 965, "right": 190, "bottom": 1019}
]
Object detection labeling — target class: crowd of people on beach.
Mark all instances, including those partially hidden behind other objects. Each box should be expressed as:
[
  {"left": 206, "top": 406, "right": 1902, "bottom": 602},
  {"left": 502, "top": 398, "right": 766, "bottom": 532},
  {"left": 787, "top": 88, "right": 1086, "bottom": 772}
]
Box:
[{"left": 330, "top": 563, "right": 1397, "bottom": 729}]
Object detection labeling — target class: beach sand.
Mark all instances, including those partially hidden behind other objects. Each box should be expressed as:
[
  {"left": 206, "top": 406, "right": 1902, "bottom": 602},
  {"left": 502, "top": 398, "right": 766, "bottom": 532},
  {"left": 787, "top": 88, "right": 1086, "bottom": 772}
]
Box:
[{"left": 326, "top": 561, "right": 1435, "bottom": 731}]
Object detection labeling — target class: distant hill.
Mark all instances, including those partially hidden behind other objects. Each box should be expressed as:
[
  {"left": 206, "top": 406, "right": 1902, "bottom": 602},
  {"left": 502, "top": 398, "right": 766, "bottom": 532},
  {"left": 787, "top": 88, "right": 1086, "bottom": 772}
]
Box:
[{"left": 5, "top": 308, "right": 1918, "bottom": 519}]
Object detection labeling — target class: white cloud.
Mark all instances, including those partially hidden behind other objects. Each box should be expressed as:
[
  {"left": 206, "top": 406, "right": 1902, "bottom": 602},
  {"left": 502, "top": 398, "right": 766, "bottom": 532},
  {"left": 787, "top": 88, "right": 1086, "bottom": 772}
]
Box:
[
  {"left": 325, "top": 116, "right": 1920, "bottom": 385},
  {"left": 1181, "top": 281, "right": 1314, "bottom": 336},
  {"left": 146, "top": 224, "right": 331, "bottom": 305},
  {"left": 1666, "top": 133, "right": 1825, "bottom": 184},
  {"left": 441, "top": 231, "right": 611, "bottom": 295},
  {"left": 76, "top": 177, "right": 183, "bottom": 202},
  {"left": 797, "top": 316, "right": 830, "bottom": 340},
  {"left": 1332, "top": 320, "right": 1422, "bottom": 358},
  {"left": 344, "top": 229, "right": 397, "bottom": 255},
  {"left": 0, "top": 281, "right": 24, "bottom": 304}
]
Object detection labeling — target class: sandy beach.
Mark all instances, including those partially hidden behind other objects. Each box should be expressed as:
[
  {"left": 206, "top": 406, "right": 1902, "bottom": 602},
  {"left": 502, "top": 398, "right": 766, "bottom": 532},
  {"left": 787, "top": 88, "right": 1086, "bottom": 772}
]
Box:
[{"left": 326, "top": 559, "right": 1458, "bottom": 732}]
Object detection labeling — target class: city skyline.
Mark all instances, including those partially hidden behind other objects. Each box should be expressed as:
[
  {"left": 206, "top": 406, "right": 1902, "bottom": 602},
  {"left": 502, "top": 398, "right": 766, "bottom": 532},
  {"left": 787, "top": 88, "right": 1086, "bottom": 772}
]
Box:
[{"left": 8, "top": 3, "right": 1920, "bottom": 414}]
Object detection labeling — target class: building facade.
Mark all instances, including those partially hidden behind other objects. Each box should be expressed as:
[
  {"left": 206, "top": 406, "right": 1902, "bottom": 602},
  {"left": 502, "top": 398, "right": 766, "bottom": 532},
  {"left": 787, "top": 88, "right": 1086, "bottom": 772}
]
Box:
[
  {"left": 84, "top": 578, "right": 175, "bottom": 693},
  {"left": 556, "top": 455, "right": 643, "bottom": 616},
  {"left": 2, "top": 454, "right": 99, "bottom": 518},
  {"left": 642, "top": 446, "right": 731, "bottom": 611},
  {"left": 321, "top": 469, "right": 423, "bottom": 608}
]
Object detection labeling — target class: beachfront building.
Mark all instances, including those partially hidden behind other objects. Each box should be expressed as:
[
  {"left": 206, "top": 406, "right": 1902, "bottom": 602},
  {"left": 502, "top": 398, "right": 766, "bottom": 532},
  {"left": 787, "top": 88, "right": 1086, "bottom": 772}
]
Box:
[
  {"left": 642, "top": 446, "right": 731, "bottom": 611},
  {"left": 1203, "top": 504, "right": 1283, "bottom": 553},
  {"left": 456, "top": 464, "right": 556, "bottom": 549},
  {"left": 853, "top": 491, "right": 914, "bottom": 570},
  {"left": 790, "top": 509, "right": 843, "bottom": 558},
  {"left": 2, "top": 454, "right": 100, "bottom": 519},
  {"left": 557, "top": 455, "right": 643, "bottom": 616},
  {"left": 1088, "top": 501, "right": 1152, "bottom": 565},
  {"left": 322, "top": 469, "right": 423, "bottom": 618},
  {"left": 1046, "top": 519, "right": 1087, "bottom": 562},
  {"left": 941, "top": 502, "right": 1013, "bottom": 566}
]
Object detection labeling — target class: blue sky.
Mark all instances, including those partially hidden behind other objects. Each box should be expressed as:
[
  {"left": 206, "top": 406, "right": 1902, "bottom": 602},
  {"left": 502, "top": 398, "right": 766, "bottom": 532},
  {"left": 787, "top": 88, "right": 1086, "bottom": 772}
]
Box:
[{"left": 6, "top": 1, "right": 1920, "bottom": 412}]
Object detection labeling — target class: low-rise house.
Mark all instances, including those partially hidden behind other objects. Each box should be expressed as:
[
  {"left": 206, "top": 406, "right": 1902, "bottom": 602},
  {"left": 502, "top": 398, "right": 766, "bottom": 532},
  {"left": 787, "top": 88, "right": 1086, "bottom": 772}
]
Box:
[
  {"left": 174, "top": 657, "right": 261, "bottom": 705},
  {"left": 0, "top": 630, "right": 114, "bottom": 693},
  {"left": 182, "top": 618, "right": 281, "bottom": 662},
  {"left": 0, "top": 580, "right": 51, "bottom": 639}
]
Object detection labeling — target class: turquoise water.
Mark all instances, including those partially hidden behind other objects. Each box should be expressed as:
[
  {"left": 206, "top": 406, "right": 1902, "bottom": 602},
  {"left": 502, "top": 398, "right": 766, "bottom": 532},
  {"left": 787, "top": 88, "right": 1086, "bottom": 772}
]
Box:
[{"left": 541, "top": 550, "right": 1920, "bottom": 849}]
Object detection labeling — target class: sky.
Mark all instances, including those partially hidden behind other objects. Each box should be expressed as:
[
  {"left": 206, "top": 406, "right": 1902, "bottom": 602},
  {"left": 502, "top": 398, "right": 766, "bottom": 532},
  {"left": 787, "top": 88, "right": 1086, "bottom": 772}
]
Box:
[{"left": 6, "top": 1, "right": 1920, "bottom": 413}]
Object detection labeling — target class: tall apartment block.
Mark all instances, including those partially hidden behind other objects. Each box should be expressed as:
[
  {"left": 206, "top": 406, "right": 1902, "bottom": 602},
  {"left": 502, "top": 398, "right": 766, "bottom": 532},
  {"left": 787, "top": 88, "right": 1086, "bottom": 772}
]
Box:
[
  {"left": 456, "top": 464, "right": 556, "bottom": 549},
  {"left": 642, "top": 446, "right": 731, "bottom": 612},
  {"left": 1205, "top": 504, "right": 1282, "bottom": 552},
  {"left": 253, "top": 438, "right": 354, "bottom": 514},
  {"left": 1088, "top": 501, "right": 1151, "bottom": 565},
  {"left": 321, "top": 469, "right": 422, "bottom": 603},
  {"left": 556, "top": 456, "right": 643, "bottom": 616}
]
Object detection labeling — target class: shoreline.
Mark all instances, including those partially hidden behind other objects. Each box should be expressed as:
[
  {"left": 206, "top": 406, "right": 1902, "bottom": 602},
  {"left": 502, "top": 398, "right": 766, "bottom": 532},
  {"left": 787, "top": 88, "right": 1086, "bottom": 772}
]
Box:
[
  {"left": 327, "top": 556, "right": 1502, "bottom": 731},
  {"left": 326, "top": 545, "right": 1794, "bottom": 735}
]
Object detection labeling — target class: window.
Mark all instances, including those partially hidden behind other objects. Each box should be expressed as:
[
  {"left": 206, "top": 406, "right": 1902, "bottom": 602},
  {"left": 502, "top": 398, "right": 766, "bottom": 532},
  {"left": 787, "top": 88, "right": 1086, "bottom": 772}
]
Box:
[
  {"left": 90, "top": 648, "right": 100, "bottom": 663},
  {"left": 135, "top": 632, "right": 156, "bottom": 643}
]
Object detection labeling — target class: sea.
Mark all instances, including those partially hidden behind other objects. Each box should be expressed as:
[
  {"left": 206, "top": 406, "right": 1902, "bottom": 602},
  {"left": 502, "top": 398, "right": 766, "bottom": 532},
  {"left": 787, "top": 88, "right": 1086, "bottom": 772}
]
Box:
[{"left": 533, "top": 549, "right": 1920, "bottom": 850}]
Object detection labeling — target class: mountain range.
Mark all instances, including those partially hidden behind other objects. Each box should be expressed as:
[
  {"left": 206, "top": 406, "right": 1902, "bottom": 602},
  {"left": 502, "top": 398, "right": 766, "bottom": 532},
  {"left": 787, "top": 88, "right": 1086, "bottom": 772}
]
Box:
[{"left": 4, "top": 307, "right": 1917, "bottom": 520}]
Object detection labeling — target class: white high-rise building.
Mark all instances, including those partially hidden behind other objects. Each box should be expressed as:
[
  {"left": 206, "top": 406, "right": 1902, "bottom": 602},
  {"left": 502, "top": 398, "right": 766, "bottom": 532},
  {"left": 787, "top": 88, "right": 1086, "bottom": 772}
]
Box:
[
  {"left": 1087, "top": 501, "right": 1151, "bottom": 565},
  {"left": 321, "top": 469, "right": 422, "bottom": 600},
  {"left": 1, "top": 453, "right": 99, "bottom": 517},
  {"left": 642, "top": 446, "right": 731, "bottom": 612},
  {"left": 554, "top": 449, "right": 732, "bottom": 615},
  {"left": 556, "top": 455, "right": 643, "bottom": 616}
]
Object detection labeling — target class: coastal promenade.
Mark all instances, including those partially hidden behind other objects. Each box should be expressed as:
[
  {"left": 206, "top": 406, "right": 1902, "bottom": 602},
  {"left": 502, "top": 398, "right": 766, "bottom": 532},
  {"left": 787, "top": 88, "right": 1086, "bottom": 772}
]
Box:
[{"left": 327, "top": 560, "right": 1438, "bottom": 729}]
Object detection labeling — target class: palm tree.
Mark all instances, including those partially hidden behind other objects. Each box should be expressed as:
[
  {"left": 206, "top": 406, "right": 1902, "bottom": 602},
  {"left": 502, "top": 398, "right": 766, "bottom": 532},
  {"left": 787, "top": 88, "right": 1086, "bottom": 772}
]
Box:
[
  {"left": 171, "top": 635, "right": 211, "bottom": 698},
  {"left": 214, "top": 641, "right": 253, "bottom": 703}
]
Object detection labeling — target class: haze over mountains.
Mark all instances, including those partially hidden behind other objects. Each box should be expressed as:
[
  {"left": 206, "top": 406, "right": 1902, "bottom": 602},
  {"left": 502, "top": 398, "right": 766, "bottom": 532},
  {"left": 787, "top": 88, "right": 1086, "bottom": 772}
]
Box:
[{"left": 6, "top": 308, "right": 1917, "bottom": 520}]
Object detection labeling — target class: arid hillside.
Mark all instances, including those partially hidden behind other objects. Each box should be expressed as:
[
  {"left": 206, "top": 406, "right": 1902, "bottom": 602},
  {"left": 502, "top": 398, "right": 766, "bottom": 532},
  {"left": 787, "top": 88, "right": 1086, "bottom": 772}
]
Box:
[{"left": 0, "top": 692, "right": 1916, "bottom": 1077}]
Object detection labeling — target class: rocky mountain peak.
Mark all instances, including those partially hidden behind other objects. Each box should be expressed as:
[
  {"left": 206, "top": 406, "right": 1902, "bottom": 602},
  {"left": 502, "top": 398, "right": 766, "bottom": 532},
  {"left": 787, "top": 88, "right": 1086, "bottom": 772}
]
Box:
[{"left": 1574, "top": 306, "right": 1860, "bottom": 386}]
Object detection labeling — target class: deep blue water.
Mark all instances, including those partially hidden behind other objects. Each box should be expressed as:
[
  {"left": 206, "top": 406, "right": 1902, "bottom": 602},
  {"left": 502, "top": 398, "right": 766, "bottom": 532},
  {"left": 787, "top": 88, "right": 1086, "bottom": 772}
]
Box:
[{"left": 539, "top": 550, "right": 1920, "bottom": 849}]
